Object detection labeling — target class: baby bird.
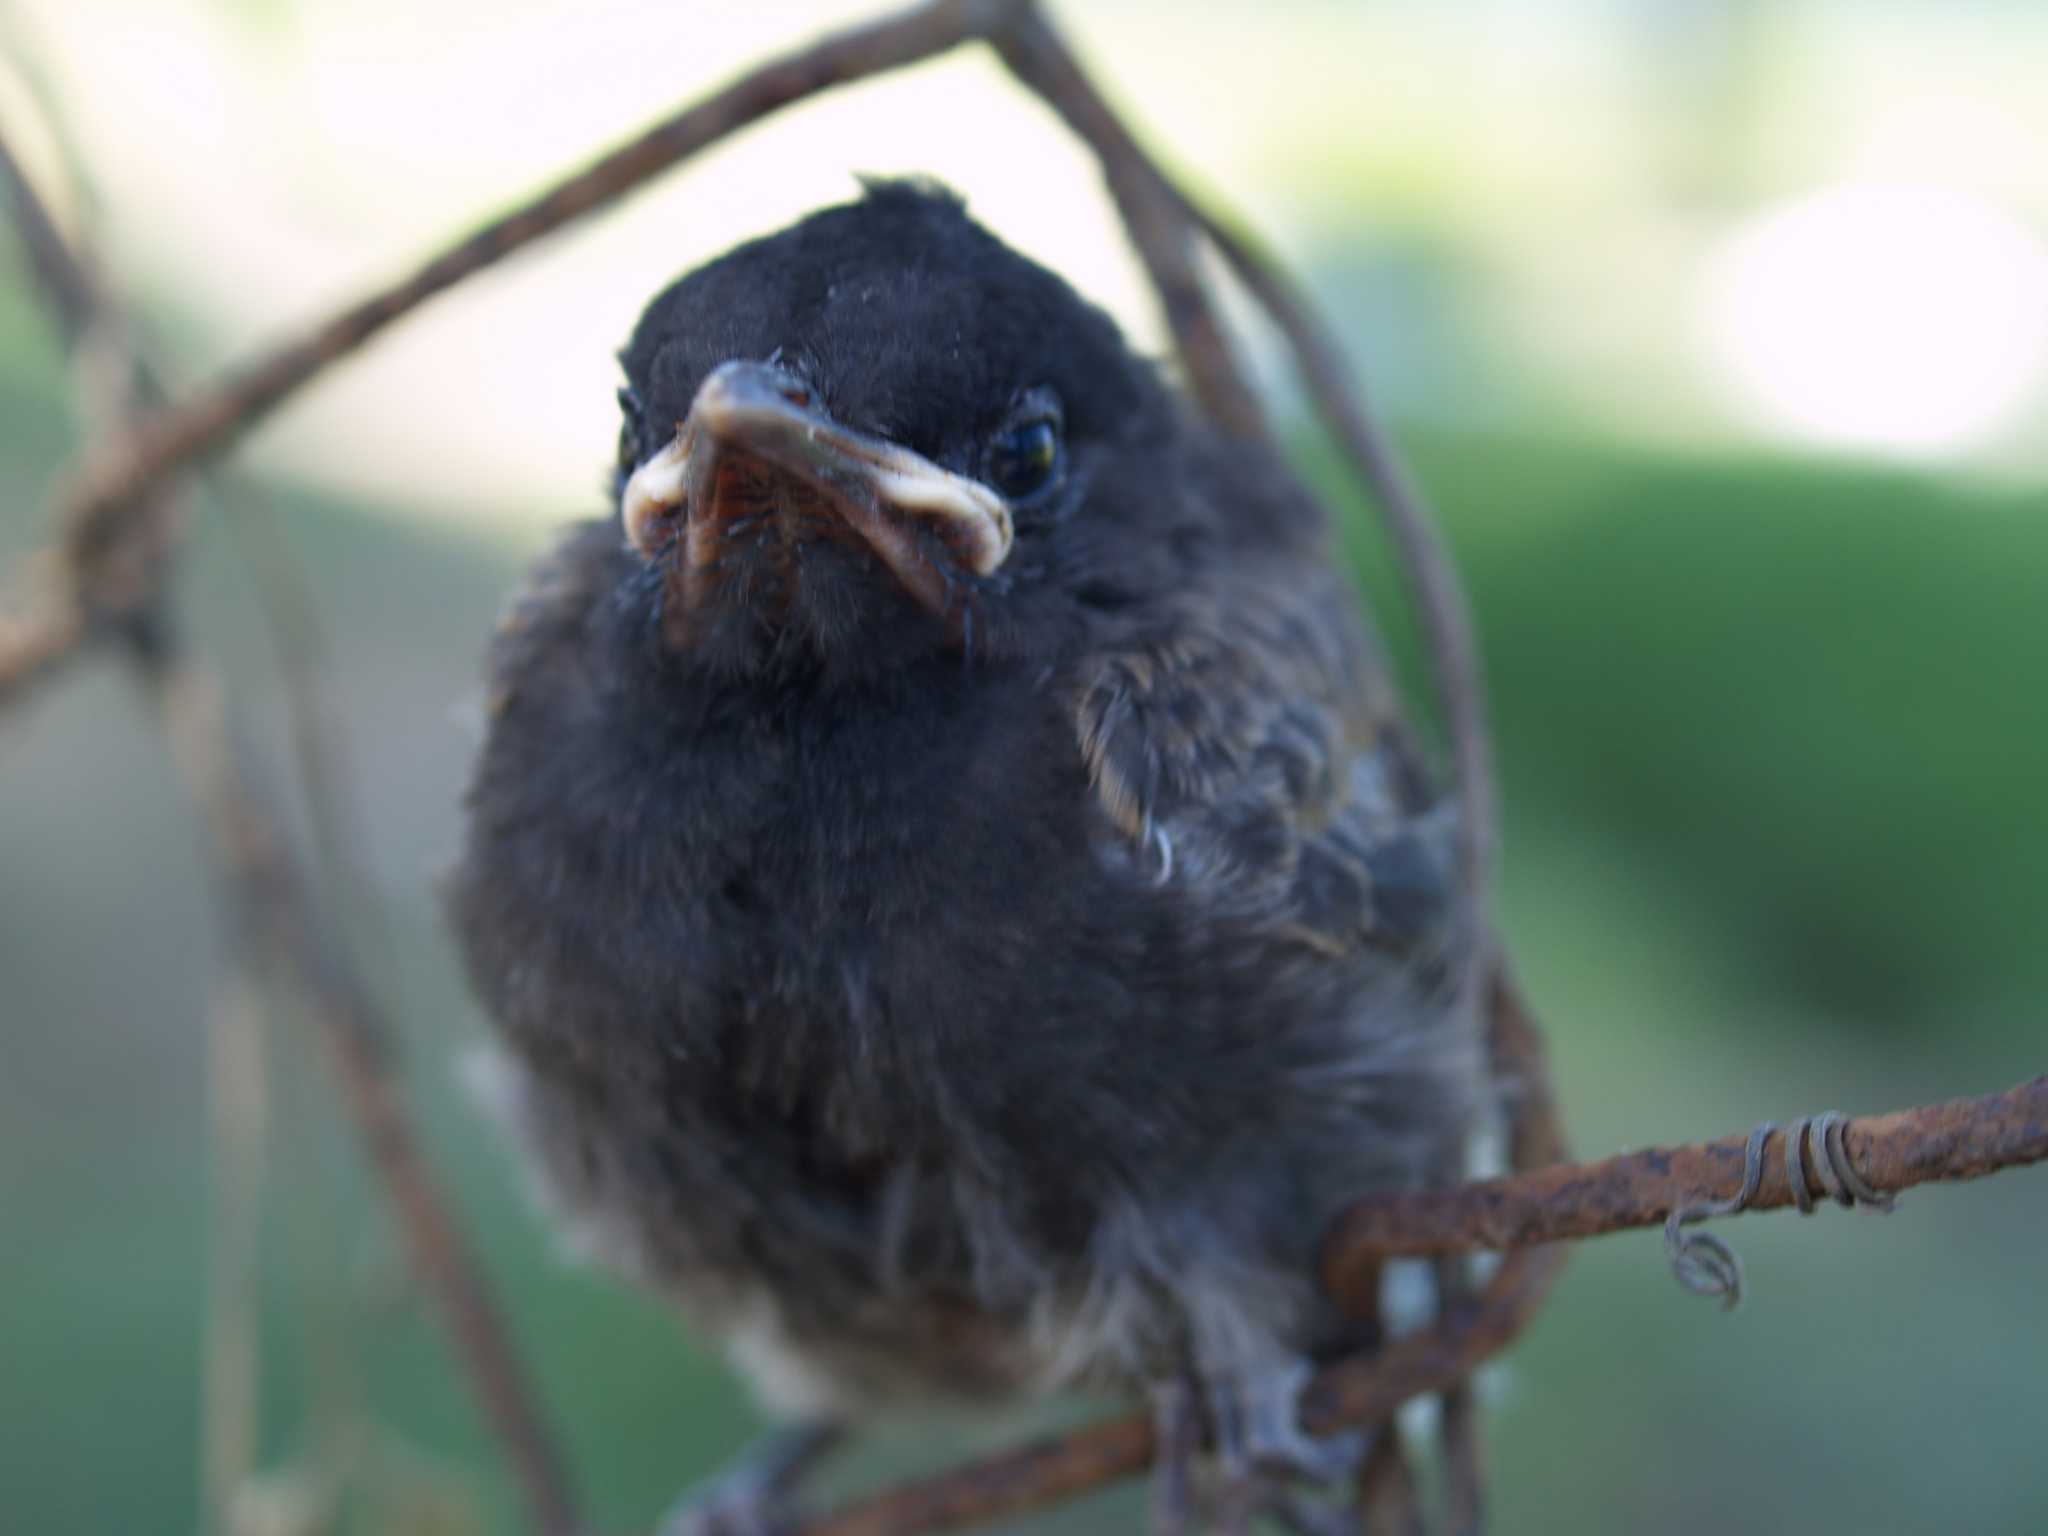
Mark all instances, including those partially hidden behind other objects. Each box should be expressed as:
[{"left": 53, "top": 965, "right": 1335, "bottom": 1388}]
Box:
[{"left": 450, "top": 182, "right": 1481, "bottom": 1533}]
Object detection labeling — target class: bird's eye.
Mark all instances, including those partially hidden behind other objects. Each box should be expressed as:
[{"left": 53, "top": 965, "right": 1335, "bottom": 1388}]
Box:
[
  {"left": 987, "top": 416, "right": 1063, "bottom": 502},
  {"left": 616, "top": 385, "right": 646, "bottom": 470}
]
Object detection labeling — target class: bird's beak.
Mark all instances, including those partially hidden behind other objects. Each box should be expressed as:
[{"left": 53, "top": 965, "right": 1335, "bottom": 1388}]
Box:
[{"left": 621, "top": 360, "right": 1014, "bottom": 615}]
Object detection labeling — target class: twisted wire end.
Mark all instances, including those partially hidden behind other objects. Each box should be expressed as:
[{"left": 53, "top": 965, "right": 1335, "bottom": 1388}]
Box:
[{"left": 1664, "top": 1112, "right": 1896, "bottom": 1308}]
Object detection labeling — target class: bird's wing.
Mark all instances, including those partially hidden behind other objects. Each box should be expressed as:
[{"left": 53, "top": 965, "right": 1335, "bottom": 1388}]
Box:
[{"left": 1071, "top": 561, "right": 1453, "bottom": 956}]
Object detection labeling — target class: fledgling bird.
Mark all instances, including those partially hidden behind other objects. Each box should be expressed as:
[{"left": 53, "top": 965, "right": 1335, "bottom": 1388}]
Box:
[{"left": 450, "top": 181, "right": 1482, "bottom": 1533}]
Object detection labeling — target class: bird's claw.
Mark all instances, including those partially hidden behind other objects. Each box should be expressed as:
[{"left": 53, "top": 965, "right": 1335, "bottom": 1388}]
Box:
[
  {"left": 657, "top": 1422, "right": 842, "bottom": 1536},
  {"left": 659, "top": 1479, "right": 791, "bottom": 1536},
  {"left": 1151, "top": 1364, "right": 1365, "bottom": 1535},
  {"left": 1223, "top": 1360, "right": 1366, "bottom": 1486},
  {"left": 659, "top": 1490, "right": 786, "bottom": 1536}
]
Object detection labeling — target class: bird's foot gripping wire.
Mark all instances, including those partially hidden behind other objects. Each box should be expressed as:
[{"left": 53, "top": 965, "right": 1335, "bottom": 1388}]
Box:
[
  {"left": 658, "top": 1421, "right": 844, "bottom": 1536},
  {"left": 1151, "top": 1366, "right": 1366, "bottom": 1536}
]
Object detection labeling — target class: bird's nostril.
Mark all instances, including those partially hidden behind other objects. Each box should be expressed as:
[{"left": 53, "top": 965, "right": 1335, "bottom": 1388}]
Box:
[{"left": 754, "top": 352, "right": 813, "bottom": 409}]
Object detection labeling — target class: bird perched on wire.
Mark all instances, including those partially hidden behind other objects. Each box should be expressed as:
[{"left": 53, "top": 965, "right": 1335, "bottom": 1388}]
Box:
[{"left": 450, "top": 181, "right": 1482, "bottom": 1534}]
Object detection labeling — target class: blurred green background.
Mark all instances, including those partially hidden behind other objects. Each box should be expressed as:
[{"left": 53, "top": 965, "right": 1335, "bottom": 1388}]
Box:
[{"left": 3, "top": 2, "right": 2045, "bottom": 1533}]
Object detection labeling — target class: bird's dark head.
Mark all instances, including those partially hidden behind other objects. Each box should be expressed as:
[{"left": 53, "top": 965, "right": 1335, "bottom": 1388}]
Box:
[{"left": 612, "top": 181, "right": 1186, "bottom": 680}]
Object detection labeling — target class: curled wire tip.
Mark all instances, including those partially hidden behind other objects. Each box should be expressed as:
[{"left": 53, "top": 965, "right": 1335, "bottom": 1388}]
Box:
[
  {"left": 1667, "top": 1227, "right": 1746, "bottom": 1310},
  {"left": 1664, "top": 1112, "right": 1894, "bottom": 1308},
  {"left": 1664, "top": 1121, "right": 1767, "bottom": 1310}
]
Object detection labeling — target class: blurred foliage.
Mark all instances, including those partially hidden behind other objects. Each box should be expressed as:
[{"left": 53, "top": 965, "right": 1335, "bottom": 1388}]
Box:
[{"left": 1326, "top": 430, "right": 2048, "bottom": 1031}]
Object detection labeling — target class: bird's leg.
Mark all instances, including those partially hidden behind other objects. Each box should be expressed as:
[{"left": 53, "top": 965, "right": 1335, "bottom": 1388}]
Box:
[
  {"left": 658, "top": 1420, "right": 845, "bottom": 1536},
  {"left": 1151, "top": 1375, "right": 1203, "bottom": 1536},
  {"left": 1209, "top": 1379, "right": 1260, "bottom": 1536}
]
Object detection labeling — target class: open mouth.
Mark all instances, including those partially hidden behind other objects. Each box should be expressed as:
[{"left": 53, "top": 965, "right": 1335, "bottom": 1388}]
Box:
[{"left": 621, "top": 360, "right": 1014, "bottom": 619}]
